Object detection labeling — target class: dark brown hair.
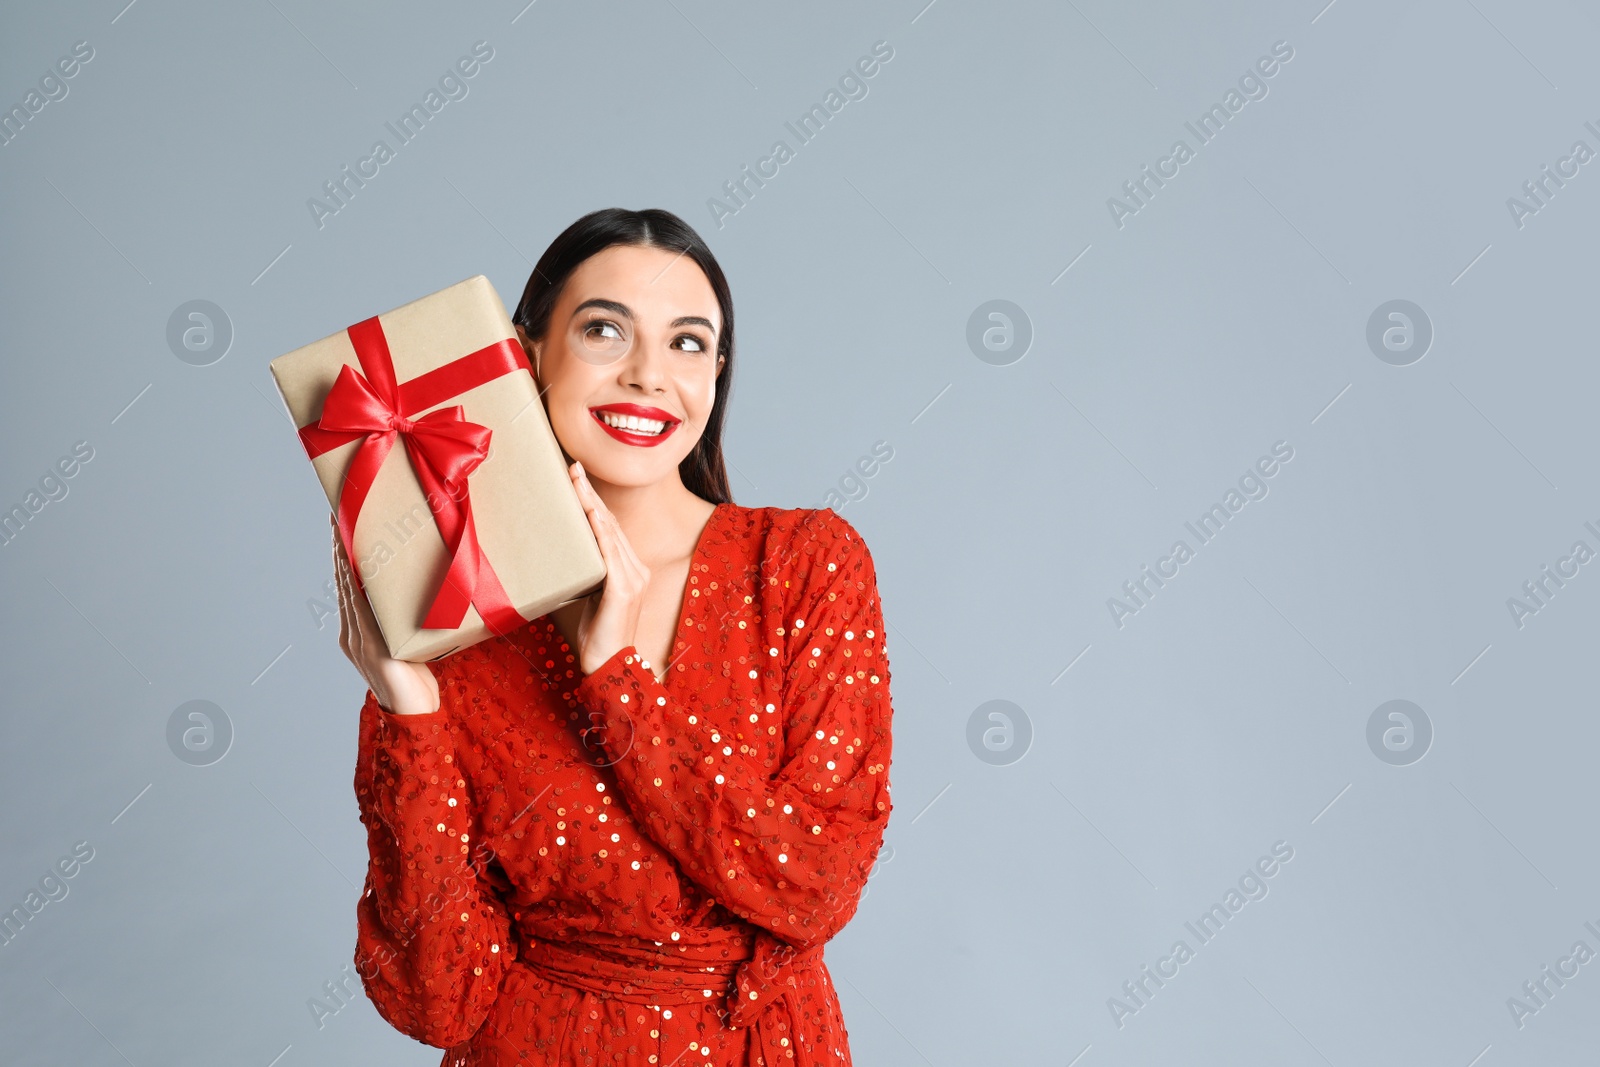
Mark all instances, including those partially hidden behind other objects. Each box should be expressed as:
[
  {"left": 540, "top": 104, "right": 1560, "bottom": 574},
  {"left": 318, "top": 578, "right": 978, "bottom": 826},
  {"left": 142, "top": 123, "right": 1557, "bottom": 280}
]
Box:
[{"left": 512, "top": 208, "right": 735, "bottom": 505}]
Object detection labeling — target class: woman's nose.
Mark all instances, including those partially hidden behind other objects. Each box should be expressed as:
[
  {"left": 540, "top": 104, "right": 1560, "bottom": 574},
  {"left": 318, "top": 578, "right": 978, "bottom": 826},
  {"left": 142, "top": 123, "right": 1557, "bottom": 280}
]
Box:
[{"left": 619, "top": 341, "right": 668, "bottom": 392}]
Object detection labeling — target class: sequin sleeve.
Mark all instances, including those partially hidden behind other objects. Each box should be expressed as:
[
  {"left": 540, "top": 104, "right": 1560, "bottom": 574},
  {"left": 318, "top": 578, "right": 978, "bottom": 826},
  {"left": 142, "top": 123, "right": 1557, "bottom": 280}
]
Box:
[
  {"left": 572, "top": 509, "right": 894, "bottom": 952},
  {"left": 351, "top": 652, "right": 515, "bottom": 1049}
]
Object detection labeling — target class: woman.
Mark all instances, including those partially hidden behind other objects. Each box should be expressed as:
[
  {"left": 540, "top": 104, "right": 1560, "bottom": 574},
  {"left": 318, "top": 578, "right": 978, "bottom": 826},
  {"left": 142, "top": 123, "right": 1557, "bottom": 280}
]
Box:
[{"left": 333, "top": 208, "right": 895, "bottom": 1066}]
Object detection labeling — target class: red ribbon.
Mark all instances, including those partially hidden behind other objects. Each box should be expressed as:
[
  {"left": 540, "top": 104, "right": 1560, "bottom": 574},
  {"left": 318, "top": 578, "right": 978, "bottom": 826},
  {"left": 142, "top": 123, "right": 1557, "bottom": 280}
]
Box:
[{"left": 298, "top": 315, "right": 530, "bottom": 638}]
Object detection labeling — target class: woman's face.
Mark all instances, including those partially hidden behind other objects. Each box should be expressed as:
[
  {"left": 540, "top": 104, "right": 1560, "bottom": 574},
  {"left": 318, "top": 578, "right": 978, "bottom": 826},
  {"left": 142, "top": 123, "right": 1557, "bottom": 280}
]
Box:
[{"left": 519, "top": 243, "right": 724, "bottom": 489}]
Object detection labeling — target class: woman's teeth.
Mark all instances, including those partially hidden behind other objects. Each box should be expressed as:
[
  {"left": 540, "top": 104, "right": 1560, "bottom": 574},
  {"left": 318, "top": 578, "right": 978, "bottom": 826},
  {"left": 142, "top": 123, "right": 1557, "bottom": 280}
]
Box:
[{"left": 598, "top": 411, "right": 667, "bottom": 435}]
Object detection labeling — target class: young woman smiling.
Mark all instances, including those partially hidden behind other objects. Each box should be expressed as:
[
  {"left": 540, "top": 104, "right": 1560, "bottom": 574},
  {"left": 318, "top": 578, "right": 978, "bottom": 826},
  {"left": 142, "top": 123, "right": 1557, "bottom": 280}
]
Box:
[{"left": 333, "top": 208, "right": 895, "bottom": 1066}]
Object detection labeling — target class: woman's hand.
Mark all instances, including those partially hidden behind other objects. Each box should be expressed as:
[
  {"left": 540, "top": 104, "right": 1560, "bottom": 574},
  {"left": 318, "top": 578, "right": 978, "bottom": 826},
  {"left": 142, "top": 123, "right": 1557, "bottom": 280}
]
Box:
[
  {"left": 332, "top": 514, "right": 440, "bottom": 716},
  {"left": 566, "top": 460, "right": 652, "bottom": 675}
]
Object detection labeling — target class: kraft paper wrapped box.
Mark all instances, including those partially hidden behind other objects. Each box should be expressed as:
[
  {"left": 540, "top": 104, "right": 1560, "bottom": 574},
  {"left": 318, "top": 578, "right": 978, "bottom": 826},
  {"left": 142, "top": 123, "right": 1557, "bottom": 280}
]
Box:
[{"left": 269, "top": 275, "right": 605, "bottom": 662}]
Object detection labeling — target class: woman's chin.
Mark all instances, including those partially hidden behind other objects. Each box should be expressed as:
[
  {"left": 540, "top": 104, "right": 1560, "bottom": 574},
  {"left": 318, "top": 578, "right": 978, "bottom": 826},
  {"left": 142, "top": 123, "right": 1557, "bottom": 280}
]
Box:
[{"left": 569, "top": 452, "right": 684, "bottom": 489}]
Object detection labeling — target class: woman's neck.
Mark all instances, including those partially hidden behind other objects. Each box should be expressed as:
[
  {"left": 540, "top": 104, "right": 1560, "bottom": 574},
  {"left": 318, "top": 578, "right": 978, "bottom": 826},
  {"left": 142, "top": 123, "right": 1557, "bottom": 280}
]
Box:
[{"left": 588, "top": 475, "right": 715, "bottom": 568}]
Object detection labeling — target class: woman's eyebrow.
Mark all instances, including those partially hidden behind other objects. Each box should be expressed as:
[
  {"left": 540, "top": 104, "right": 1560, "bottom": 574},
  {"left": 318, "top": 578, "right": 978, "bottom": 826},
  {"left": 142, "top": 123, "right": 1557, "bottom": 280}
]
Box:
[
  {"left": 570, "top": 298, "right": 715, "bottom": 336},
  {"left": 571, "top": 297, "right": 631, "bottom": 319}
]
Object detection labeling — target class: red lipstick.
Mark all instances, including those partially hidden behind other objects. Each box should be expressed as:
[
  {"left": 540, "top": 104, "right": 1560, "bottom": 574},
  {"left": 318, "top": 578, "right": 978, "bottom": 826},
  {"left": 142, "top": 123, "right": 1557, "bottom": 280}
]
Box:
[{"left": 589, "top": 403, "right": 682, "bottom": 448}]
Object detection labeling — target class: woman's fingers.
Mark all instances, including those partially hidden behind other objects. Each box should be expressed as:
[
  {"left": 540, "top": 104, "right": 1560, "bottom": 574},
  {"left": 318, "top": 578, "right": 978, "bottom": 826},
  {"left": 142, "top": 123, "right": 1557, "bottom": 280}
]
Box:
[
  {"left": 571, "top": 462, "right": 649, "bottom": 589},
  {"left": 572, "top": 463, "right": 621, "bottom": 566},
  {"left": 611, "top": 515, "right": 648, "bottom": 577},
  {"left": 572, "top": 461, "right": 606, "bottom": 524},
  {"left": 329, "top": 516, "right": 440, "bottom": 715},
  {"left": 566, "top": 461, "right": 654, "bottom": 672},
  {"left": 332, "top": 514, "right": 384, "bottom": 670},
  {"left": 333, "top": 518, "right": 352, "bottom": 659},
  {"left": 334, "top": 520, "right": 365, "bottom": 670}
]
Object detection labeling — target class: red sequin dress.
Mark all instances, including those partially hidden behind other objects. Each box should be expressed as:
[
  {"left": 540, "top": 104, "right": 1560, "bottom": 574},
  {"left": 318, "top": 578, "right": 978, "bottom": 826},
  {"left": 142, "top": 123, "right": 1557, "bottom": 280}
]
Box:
[{"left": 352, "top": 503, "right": 894, "bottom": 1066}]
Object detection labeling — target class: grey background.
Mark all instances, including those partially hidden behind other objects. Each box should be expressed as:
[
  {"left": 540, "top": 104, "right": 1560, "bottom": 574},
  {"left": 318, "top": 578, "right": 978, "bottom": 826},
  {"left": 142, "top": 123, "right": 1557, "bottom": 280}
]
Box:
[{"left": 2, "top": 0, "right": 1597, "bottom": 1064}]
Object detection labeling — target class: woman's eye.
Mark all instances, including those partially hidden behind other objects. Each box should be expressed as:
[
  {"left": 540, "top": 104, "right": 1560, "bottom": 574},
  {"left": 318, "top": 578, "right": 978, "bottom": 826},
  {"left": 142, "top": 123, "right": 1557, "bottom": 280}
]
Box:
[
  {"left": 586, "top": 320, "right": 623, "bottom": 341},
  {"left": 676, "top": 334, "right": 706, "bottom": 353}
]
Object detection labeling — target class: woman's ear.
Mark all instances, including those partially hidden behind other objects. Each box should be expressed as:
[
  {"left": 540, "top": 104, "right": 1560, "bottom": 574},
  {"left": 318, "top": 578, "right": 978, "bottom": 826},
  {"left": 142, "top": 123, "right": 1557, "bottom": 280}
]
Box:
[{"left": 515, "top": 324, "right": 542, "bottom": 381}]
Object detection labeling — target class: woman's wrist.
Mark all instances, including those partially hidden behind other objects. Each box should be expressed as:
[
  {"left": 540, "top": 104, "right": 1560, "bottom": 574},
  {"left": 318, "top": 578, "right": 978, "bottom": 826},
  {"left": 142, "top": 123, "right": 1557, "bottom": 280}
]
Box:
[
  {"left": 383, "top": 702, "right": 440, "bottom": 716},
  {"left": 370, "top": 661, "right": 443, "bottom": 717},
  {"left": 375, "top": 689, "right": 441, "bottom": 716},
  {"left": 580, "top": 642, "right": 638, "bottom": 678}
]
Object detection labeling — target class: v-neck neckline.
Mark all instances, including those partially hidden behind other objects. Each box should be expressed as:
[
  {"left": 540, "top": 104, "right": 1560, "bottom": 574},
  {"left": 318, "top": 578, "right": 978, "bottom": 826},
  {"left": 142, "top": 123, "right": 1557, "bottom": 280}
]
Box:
[{"left": 539, "top": 500, "right": 730, "bottom": 687}]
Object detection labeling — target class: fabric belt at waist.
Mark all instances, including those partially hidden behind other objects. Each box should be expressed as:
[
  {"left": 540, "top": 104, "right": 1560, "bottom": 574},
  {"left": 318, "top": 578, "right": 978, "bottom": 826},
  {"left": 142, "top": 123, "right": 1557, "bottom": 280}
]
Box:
[
  {"left": 518, "top": 927, "right": 752, "bottom": 1007},
  {"left": 515, "top": 926, "right": 821, "bottom": 1028}
]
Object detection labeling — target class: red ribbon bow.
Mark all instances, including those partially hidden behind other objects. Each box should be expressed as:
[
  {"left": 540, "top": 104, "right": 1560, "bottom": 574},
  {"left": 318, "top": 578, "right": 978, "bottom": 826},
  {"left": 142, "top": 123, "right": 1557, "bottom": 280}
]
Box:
[{"left": 299, "top": 315, "right": 530, "bottom": 638}]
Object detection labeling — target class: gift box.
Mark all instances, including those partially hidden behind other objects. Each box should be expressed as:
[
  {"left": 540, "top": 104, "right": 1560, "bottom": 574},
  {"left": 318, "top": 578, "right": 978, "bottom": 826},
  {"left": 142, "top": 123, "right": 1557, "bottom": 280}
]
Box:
[{"left": 269, "top": 275, "right": 605, "bottom": 662}]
